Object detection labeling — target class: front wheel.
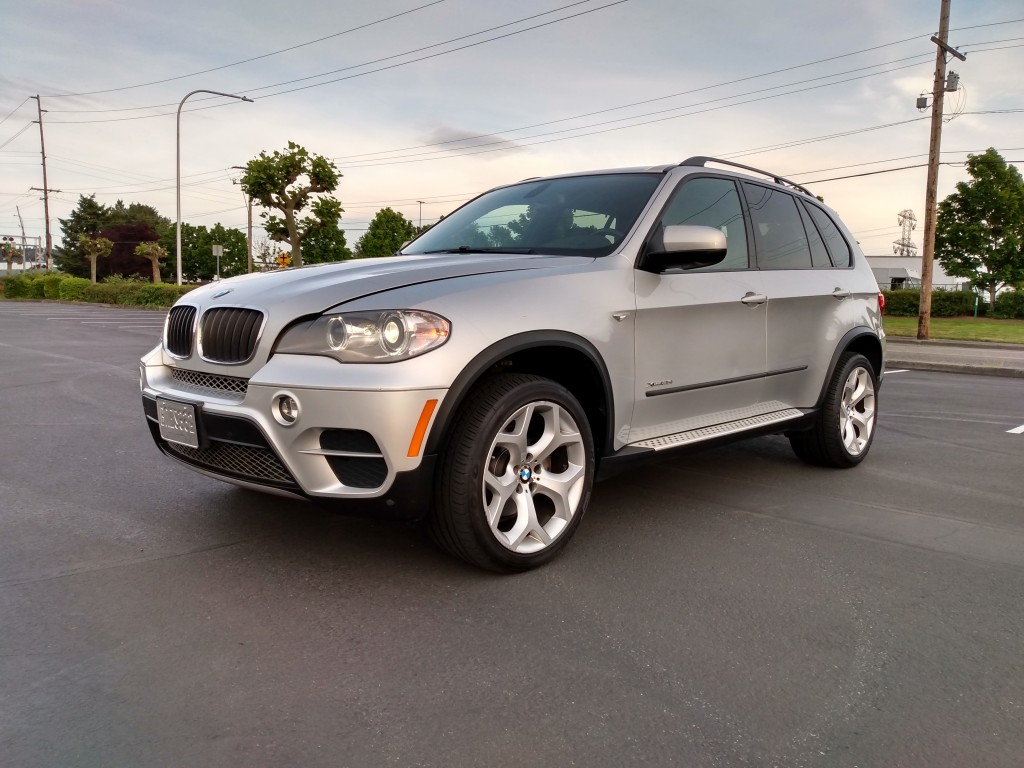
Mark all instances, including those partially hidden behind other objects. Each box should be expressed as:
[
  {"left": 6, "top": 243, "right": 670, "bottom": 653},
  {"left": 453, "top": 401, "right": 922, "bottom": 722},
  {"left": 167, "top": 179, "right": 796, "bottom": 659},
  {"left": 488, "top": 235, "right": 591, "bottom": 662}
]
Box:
[
  {"left": 431, "top": 374, "right": 595, "bottom": 571},
  {"left": 788, "top": 352, "right": 878, "bottom": 468}
]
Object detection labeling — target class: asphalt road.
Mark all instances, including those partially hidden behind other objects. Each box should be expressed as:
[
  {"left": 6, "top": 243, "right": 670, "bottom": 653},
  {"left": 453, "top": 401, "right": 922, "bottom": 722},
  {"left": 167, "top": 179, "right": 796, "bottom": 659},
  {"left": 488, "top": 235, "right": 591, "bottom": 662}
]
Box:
[{"left": 2, "top": 302, "right": 1023, "bottom": 768}]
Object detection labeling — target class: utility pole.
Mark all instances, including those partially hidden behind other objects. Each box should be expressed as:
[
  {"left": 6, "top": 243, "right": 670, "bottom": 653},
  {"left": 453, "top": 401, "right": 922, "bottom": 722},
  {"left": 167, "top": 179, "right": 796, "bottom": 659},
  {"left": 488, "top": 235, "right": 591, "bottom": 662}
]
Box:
[
  {"left": 31, "top": 95, "right": 55, "bottom": 270},
  {"left": 417, "top": 200, "right": 424, "bottom": 229},
  {"left": 917, "top": 0, "right": 966, "bottom": 339}
]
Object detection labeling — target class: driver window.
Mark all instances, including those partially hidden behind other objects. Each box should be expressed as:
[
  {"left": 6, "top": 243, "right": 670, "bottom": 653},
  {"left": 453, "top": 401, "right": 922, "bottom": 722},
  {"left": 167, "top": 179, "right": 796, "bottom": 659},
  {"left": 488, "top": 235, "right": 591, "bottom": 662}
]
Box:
[{"left": 659, "top": 177, "right": 749, "bottom": 270}]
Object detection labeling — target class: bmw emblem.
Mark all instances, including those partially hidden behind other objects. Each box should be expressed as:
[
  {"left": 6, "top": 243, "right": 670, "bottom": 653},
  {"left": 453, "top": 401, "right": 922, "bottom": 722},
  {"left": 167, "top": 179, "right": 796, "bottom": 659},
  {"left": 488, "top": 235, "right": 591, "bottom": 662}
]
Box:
[
  {"left": 212, "top": 288, "right": 233, "bottom": 299},
  {"left": 519, "top": 467, "right": 532, "bottom": 482}
]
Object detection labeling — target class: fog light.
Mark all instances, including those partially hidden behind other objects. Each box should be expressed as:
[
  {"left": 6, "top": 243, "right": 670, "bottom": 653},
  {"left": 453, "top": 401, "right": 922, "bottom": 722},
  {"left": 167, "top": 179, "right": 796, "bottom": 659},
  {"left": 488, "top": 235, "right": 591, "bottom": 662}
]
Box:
[{"left": 274, "top": 394, "right": 300, "bottom": 425}]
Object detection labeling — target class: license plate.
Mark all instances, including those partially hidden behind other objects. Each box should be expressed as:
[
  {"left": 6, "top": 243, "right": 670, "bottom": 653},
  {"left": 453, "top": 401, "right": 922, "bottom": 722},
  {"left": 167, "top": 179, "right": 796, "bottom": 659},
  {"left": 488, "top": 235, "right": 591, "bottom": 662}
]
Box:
[{"left": 157, "top": 398, "right": 200, "bottom": 448}]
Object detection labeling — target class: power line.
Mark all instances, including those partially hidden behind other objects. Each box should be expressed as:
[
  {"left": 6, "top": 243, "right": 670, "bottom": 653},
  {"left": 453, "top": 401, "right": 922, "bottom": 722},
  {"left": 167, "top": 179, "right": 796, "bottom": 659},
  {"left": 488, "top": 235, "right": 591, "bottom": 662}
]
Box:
[
  {"left": 0, "top": 123, "right": 35, "bottom": 151},
  {"left": 0, "top": 98, "right": 31, "bottom": 127},
  {"left": 45, "top": 0, "right": 628, "bottom": 123},
  {"left": 40, "top": 1, "right": 447, "bottom": 98}
]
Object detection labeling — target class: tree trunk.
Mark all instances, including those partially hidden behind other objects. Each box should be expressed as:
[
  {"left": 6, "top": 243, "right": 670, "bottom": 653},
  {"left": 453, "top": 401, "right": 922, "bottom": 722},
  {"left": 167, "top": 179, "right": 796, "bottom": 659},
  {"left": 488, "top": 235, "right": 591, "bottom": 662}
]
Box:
[
  {"left": 990, "top": 286, "right": 997, "bottom": 307},
  {"left": 284, "top": 204, "right": 302, "bottom": 267},
  {"left": 150, "top": 257, "right": 162, "bottom": 283},
  {"left": 90, "top": 256, "right": 97, "bottom": 283},
  {"left": 5, "top": 258, "right": 11, "bottom": 277}
]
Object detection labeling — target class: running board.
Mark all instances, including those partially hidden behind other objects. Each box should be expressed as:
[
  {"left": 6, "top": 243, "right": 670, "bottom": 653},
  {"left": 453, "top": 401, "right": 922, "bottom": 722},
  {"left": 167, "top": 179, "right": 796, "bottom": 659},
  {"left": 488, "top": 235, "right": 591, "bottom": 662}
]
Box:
[{"left": 631, "top": 408, "right": 804, "bottom": 451}]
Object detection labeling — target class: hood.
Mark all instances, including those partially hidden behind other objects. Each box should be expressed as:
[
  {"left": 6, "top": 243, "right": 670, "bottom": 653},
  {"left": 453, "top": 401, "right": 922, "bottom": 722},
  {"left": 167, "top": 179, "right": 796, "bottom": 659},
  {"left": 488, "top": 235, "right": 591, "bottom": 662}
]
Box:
[{"left": 183, "top": 253, "right": 591, "bottom": 317}]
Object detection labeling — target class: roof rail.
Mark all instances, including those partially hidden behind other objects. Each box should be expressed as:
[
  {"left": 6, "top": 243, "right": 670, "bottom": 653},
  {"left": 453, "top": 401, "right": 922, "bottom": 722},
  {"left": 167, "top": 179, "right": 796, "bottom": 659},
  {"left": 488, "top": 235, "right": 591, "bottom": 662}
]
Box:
[{"left": 680, "top": 156, "right": 815, "bottom": 198}]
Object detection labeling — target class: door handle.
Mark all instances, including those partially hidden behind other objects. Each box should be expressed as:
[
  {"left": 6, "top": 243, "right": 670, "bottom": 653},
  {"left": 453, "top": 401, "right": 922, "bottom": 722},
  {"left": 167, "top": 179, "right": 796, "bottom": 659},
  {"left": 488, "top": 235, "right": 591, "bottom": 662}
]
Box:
[
  {"left": 741, "top": 292, "right": 768, "bottom": 306},
  {"left": 832, "top": 288, "right": 851, "bottom": 300}
]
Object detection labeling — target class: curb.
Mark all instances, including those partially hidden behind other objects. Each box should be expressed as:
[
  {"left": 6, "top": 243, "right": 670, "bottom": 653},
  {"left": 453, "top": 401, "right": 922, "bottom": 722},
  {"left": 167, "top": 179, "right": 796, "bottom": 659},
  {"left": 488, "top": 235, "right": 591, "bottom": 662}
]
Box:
[
  {"left": 886, "top": 359, "right": 1024, "bottom": 378},
  {"left": 886, "top": 336, "right": 1024, "bottom": 352}
]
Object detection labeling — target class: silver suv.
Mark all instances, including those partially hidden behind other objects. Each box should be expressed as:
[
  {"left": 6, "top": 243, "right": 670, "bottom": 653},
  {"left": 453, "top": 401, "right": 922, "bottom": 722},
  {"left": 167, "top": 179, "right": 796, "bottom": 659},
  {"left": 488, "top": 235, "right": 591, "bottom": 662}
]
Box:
[{"left": 141, "top": 157, "right": 884, "bottom": 571}]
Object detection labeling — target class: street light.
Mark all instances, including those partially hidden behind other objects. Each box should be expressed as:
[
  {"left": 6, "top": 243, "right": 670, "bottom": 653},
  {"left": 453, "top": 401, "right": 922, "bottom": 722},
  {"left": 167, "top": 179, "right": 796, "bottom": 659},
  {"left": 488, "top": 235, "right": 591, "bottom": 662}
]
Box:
[
  {"left": 231, "top": 165, "right": 254, "bottom": 274},
  {"left": 176, "top": 90, "right": 253, "bottom": 285}
]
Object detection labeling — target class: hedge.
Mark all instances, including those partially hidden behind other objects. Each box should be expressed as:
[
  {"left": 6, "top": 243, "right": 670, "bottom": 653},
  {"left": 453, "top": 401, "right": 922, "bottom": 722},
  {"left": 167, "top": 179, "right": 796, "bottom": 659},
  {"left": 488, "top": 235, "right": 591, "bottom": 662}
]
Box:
[
  {"left": 882, "top": 288, "right": 987, "bottom": 317},
  {"left": 2, "top": 272, "right": 195, "bottom": 307},
  {"left": 993, "top": 290, "right": 1024, "bottom": 320}
]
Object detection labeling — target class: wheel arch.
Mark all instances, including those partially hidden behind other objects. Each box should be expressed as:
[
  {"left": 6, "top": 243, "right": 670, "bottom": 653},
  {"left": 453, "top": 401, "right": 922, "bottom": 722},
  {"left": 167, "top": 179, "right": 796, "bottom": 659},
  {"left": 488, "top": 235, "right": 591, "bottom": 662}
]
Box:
[
  {"left": 425, "top": 331, "right": 615, "bottom": 459},
  {"left": 814, "top": 328, "right": 884, "bottom": 408}
]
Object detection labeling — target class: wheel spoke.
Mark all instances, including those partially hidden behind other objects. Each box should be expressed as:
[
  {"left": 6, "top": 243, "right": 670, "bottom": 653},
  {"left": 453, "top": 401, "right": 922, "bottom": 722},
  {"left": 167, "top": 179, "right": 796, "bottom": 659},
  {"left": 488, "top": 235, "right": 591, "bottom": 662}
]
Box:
[
  {"left": 505, "top": 491, "right": 552, "bottom": 550},
  {"left": 533, "top": 462, "right": 586, "bottom": 519},
  {"left": 493, "top": 403, "right": 534, "bottom": 462},
  {"left": 483, "top": 468, "right": 518, "bottom": 528},
  {"left": 530, "top": 406, "right": 581, "bottom": 464}
]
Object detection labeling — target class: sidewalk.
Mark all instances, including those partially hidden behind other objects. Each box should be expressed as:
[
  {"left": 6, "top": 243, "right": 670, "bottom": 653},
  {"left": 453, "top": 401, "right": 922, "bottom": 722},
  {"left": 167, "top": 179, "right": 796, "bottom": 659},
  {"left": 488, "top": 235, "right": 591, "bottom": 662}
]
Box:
[{"left": 885, "top": 336, "right": 1024, "bottom": 378}]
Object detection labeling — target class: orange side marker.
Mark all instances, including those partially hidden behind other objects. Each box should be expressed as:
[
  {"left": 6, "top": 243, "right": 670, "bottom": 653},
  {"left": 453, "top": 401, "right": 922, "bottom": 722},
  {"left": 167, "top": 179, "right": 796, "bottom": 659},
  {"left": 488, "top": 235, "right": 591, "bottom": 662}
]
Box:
[{"left": 407, "top": 399, "right": 438, "bottom": 457}]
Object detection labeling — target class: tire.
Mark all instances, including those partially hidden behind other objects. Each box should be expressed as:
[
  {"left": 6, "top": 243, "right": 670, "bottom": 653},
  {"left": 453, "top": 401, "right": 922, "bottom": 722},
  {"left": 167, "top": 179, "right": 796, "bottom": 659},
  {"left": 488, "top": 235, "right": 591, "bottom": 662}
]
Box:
[
  {"left": 788, "top": 352, "right": 878, "bottom": 468},
  {"left": 431, "top": 373, "right": 595, "bottom": 572}
]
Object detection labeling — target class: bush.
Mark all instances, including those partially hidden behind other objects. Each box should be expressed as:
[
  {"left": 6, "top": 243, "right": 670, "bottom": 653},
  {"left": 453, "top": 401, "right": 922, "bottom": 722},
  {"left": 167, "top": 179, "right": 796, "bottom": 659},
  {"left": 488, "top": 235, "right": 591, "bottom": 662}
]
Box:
[
  {"left": 992, "top": 290, "right": 1024, "bottom": 320},
  {"left": 58, "top": 277, "right": 91, "bottom": 301},
  {"left": 41, "top": 273, "right": 65, "bottom": 299},
  {"left": 882, "top": 288, "right": 986, "bottom": 317},
  {"left": 82, "top": 283, "right": 124, "bottom": 304},
  {"left": 2, "top": 274, "right": 34, "bottom": 298},
  {"left": 4, "top": 273, "right": 195, "bottom": 306}
]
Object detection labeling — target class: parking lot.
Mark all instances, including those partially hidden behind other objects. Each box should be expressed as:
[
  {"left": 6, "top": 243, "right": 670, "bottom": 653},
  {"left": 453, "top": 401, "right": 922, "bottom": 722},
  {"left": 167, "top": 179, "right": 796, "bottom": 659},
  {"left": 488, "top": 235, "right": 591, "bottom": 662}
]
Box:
[{"left": 2, "top": 302, "right": 1023, "bottom": 767}]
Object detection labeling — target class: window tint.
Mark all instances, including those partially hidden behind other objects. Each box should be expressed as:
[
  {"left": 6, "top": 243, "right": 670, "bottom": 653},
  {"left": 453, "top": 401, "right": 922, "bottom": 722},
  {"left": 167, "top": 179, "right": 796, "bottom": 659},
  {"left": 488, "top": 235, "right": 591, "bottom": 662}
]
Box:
[
  {"left": 803, "top": 203, "right": 852, "bottom": 267},
  {"left": 742, "top": 183, "right": 814, "bottom": 269},
  {"left": 659, "top": 177, "right": 749, "bottom": 270},
  {"left": 798, "top": 203, "right": 832, "bottom": 268}
]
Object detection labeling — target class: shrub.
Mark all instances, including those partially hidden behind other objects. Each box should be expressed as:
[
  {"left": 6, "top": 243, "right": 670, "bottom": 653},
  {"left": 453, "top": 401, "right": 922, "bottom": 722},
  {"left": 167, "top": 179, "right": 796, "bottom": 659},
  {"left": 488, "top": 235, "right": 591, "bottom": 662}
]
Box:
[
  {"left": 27, "top": 277, "right": 46, "bottom": 298},
  {"left": 41, "top": 273, "right": 65, "bottom": 299},
  {"left": 882, "top": 288, "right": 986, "bottom": 317},
  {"left": 58, "top": 277, "right": 91, "bottom": 301},
  {"left": 82, "top": 283, "right": 124, "bottom": 304},
  {"left": 3, "top": 274, "right": 33, "bottom": 298},
  {"left": 881, "top": 289, "right": 919, "bottom": 316},
  {"left": 992, "top": 290, "right": 1024, "bottom": 320}
]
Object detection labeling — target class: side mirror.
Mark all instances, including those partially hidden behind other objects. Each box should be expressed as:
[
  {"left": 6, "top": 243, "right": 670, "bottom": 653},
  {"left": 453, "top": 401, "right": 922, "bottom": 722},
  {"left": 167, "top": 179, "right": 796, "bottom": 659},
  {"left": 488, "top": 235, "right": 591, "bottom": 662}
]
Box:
[{"left": 638, "top": 224, "right": 728, "bottom": 273}]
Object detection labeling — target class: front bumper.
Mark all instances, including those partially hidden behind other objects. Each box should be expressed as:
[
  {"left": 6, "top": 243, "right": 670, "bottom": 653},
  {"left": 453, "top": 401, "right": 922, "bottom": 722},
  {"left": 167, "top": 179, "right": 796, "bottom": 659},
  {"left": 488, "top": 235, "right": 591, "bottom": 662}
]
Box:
[{"left": 140, "top": 349, "right": 446, "bottom": 519}]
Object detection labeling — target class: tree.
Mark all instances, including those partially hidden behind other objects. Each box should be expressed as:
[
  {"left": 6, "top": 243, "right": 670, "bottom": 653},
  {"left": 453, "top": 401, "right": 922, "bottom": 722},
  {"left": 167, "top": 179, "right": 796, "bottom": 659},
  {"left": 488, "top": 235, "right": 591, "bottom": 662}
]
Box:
[
  {"left": 55, "top": 195, "right": 109, "bottom": 277},
  {"left": 79, "top": 235, "right": 113, "bottom": 283},
  {"left": 240, "top": 142, "right": 343, "bottom": 267},
  {"left": 55, "top": 195, "right": 171, "bottom": 278},
  {"left": 356, "top": 207, "right": 417, "bottom": 258},
  {"left": 1, "top": 238, "right": 23, "bottom": 276},
  {"left": 157, "top": 223, "right": 248, "bottom": 282},
  {"left": 135, "top": 242, "right": 167, "bottom": 283},
  {"left": 302, "top": 219, "right": 352, "bottom": 264},
  {"left": 936, "top": 148, "right": 1024, "bottom": 305}
]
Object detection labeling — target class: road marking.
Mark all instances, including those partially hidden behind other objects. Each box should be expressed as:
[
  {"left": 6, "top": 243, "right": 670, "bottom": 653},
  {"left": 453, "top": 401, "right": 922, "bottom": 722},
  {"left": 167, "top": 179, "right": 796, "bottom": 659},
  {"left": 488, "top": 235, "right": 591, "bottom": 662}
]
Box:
[
  {"left": 1007, "top": 424, "right": 1024, "bottom": 435},
  {"left": 885, "top": 369, "right": 909, "bottom": 374}
]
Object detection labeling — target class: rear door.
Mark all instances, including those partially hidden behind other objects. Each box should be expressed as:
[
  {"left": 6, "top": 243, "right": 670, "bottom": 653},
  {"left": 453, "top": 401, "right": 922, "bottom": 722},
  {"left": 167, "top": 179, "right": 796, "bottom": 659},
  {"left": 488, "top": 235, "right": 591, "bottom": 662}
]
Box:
[{"left": 743, "top": 183, "right": 856, "bottom": 408}]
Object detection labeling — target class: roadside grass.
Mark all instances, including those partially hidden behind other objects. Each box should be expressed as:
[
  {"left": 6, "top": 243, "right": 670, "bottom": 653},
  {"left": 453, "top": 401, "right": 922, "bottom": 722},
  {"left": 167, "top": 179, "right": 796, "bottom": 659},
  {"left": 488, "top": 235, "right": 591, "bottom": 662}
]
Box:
[{"left": 884, "top": 316, "right": 1024, "bottom": 344}]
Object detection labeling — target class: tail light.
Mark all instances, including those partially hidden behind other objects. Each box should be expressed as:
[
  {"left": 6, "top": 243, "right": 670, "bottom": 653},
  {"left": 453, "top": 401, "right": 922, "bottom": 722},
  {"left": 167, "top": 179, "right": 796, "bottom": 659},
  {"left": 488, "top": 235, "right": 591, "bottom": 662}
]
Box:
[{"left": 878, "top": 292, "right": 886, "bottom": 314}]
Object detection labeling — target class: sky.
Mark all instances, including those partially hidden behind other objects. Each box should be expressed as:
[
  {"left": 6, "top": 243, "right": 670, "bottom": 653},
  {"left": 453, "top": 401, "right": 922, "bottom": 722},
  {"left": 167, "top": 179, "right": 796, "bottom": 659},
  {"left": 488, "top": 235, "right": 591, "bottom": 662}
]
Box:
[{"left": 2, "top": 0, "right": 1022, "bottom": 259}]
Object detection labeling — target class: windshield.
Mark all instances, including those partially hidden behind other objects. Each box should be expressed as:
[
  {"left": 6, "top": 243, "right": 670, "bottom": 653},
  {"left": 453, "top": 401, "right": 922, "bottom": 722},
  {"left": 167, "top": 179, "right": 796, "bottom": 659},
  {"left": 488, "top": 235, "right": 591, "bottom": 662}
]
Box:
[{"left": 403, "top": 173, "right": 663, "bottom": 257}]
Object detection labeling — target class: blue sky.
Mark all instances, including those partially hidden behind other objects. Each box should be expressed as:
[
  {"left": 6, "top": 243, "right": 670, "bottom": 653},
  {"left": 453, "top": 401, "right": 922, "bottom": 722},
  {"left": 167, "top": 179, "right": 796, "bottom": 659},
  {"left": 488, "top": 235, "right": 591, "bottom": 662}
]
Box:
[{"left": 2, "top": 0, "right": 1022, "bottom": 256}]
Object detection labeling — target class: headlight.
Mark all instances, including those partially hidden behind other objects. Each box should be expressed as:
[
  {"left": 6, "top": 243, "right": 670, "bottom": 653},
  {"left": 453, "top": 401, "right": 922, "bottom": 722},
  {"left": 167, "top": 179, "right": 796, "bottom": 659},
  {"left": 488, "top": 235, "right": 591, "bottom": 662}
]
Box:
[{"left": 276, "top": 310, "right": 450, "bottom": 363}]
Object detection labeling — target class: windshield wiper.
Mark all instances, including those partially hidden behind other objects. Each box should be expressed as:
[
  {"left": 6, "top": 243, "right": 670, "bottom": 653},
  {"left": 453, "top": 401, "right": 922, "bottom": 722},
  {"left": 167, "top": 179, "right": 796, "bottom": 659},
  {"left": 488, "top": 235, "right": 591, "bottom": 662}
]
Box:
[{"left": 421, "top": 246, "right": 535, "bottom": 255}]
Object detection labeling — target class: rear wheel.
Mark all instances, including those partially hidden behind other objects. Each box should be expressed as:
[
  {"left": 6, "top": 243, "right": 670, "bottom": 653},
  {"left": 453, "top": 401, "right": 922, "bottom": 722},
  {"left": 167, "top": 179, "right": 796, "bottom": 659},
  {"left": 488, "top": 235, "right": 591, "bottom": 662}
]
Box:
[
  {"left": 789, "top": 352, "right": 877, "bottom": 468},
  {"left": 431, "top": 373, "right": 594, "bottom": 571}
]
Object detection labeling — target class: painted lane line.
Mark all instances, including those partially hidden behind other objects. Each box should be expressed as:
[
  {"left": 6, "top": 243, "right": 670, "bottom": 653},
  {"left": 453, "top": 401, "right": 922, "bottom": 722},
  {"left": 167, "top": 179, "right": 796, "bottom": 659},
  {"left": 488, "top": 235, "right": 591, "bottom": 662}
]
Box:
[
  {"left": 1007, "top": 424, "right": 1024, "bottom": 435},
  {"left": 884, "top": 369, "right": 909, "bottom": 374}
]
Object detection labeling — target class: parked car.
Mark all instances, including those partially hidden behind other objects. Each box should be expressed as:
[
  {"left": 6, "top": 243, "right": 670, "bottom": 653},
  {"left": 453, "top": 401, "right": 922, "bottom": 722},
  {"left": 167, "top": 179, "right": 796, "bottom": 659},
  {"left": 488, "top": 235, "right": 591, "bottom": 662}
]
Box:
[{"left": 141, "top": 156, "right": 885, "bottom": 571}]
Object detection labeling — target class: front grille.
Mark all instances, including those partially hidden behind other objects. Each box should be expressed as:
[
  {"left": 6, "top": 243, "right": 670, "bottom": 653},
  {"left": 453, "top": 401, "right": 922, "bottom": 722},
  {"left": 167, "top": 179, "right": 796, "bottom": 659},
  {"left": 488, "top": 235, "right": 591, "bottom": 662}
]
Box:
[
  {"left": 200, "top": 307, "right": 264, "bottom": 364},
  {"left": 170, "top": 368, "right": 248, "bottom": 401},
  {"left": 166, "top": 441, "right": 294, "bottom": 485},
  {"left": 165, "top": 305, "right": 197, "bottom": 357}
]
